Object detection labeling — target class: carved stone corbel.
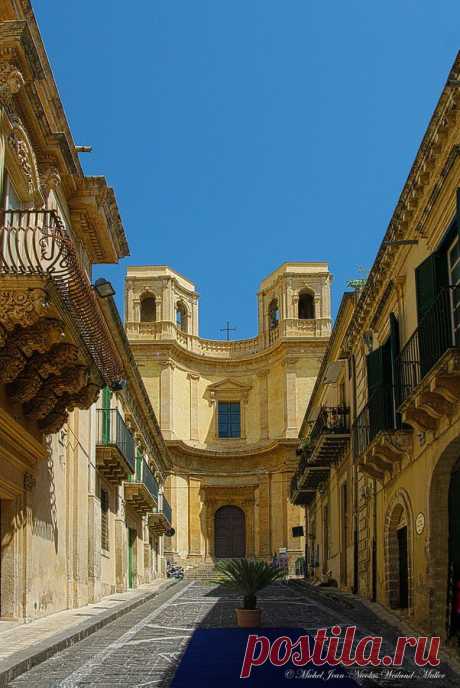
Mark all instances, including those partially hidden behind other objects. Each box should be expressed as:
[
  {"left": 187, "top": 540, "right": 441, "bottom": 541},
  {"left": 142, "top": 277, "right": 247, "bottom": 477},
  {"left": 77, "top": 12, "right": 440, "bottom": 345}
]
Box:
[
  {"left": 0, "top": 63, "right": 25, "bottom": 105},
  {"left": 23, "top": 473, "right": 36, "bottom": 492}
]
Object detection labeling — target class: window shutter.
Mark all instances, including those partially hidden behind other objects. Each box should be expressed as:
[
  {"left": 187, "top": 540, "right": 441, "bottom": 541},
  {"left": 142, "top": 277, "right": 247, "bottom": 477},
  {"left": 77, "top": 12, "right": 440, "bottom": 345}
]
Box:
[
  {"left": 415, "top": 252, "right": 448, "bottom": 322},
  {"left": 389, "top": 313, "right": 401, "bottom": 422},
  {"left": 366, "top": 346, "right": 384, "bottom": 395}
]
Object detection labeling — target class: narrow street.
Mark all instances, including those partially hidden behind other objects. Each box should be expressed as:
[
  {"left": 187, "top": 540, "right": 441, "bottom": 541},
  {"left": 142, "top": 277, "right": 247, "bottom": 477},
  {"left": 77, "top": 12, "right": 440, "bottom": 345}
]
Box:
[{"left": 6, "top": 580, "right": 460, "bottom": 687}]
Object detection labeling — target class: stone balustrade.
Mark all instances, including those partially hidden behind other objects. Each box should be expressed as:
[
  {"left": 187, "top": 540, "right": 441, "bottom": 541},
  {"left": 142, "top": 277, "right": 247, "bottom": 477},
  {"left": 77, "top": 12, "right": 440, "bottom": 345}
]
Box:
[{"left": 125, "top": 317, "right": 331, "bottom": 359}]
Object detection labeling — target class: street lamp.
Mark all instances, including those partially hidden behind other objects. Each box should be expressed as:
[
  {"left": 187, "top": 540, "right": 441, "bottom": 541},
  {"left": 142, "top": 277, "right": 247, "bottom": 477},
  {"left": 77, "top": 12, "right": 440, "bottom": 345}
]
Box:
[{"left": 94, "top": 278, "right": 116, "bottom": 299}]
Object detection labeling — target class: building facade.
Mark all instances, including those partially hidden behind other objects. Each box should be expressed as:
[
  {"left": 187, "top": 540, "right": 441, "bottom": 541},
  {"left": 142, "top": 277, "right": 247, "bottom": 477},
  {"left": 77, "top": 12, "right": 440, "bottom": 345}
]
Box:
[
  {"left": 0, "top": 1, "right": 171, "bottom": 622},
  {"left": 125, "top": 263, "right": 331, "bottom": 573},
  {"left": 292, "top": 52, "right": 460, "bottom": 644}
]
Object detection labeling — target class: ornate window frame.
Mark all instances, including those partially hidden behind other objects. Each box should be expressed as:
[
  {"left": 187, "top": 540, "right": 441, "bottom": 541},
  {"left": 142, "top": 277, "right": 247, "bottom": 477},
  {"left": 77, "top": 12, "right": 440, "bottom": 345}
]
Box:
[{"left": 206, "top": 378, "right": 252, "bottom": 441}]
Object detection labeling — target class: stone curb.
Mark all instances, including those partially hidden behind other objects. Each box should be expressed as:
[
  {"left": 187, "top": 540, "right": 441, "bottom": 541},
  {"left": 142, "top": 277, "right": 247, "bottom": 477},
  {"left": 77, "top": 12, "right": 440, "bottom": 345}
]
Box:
[{"left": 0, "top": 578, "right": 181, "bottom": 687}]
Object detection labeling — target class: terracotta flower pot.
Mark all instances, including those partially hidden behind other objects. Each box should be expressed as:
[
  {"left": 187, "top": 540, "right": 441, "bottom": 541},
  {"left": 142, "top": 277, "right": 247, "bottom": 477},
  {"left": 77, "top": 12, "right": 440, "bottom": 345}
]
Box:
[{"left": 236, "top": 608, "right": 262, "bottom": 628}]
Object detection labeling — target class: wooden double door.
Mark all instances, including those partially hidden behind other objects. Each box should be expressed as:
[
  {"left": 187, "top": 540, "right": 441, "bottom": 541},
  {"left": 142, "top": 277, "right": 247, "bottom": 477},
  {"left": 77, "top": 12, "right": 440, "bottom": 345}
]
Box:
[{"left": 214, "top": 506, "right": 245, "bottom": 558}]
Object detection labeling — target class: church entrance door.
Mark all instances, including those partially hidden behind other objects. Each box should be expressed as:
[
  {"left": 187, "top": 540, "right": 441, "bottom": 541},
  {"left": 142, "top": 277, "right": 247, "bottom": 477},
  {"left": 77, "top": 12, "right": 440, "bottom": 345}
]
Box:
[{"left": 214, "top": 506, "right": 245, "bottom": 558}]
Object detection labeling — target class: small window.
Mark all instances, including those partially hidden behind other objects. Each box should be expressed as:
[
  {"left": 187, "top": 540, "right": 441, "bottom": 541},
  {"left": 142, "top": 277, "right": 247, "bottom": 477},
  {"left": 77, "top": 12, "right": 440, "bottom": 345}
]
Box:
[
  {"left": 101, "top": 488, "right": 109, "bottom": 551},
  {"left": 218, "top": 401, "right": 241, "bottom": 438},
  {"left": 140, "top": 295, "right": 156, "bottom": 322},
  {"left": 298, "top": 291, "right": 315, "bottom": 319},
  {"left": 268, "top": 299, "right": 279, "bottom": 329},
  {"left": 176, "top": 301, "right": 188, "bottom": 332}
]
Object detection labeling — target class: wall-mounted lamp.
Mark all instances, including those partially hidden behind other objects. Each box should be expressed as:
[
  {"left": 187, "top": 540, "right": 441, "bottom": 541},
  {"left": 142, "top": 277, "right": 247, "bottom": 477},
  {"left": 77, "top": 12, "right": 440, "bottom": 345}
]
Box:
[
  {"left": 94, "top": 278, "right": 116, "bottom": 299},
  {"left": 110, "top": 379, "right": 127, "bottom": 392}
]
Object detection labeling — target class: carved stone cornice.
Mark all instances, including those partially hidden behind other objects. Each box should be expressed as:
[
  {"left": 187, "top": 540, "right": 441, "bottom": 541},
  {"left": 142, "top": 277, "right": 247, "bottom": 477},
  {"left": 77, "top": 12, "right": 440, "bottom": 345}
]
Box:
[{"left": 340, "top": 54, "right": 460, "bottom": 356}]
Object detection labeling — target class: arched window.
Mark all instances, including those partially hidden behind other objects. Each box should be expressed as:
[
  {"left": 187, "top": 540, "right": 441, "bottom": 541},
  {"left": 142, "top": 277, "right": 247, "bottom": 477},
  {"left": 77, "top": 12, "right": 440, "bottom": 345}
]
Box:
[
  {"left": 140, "top": 294, "right": 156, "bottom": 322},
  {"left": 268, "top": 299, "right": 279, "bottom": 329},
  {"left": 298, "top": 291, "right": 315, "bottom": 320},
  {"left": 176, "top": 301, "right": 188, "bottom": 332}
]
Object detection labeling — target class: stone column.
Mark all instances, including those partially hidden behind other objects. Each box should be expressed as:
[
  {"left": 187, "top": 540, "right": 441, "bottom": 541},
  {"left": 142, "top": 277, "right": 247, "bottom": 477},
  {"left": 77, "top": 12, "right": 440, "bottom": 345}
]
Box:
[
  {"left": 257, "top": 369, "right": 269, "bottom": 440},
  {"left": 188, "top": 478, "right": 202, "bottom": 558},
  {"left": 187, "top": 373, "right": 200, "bottom": 441},
  {"left": 283, "top": 358, "right": 298, "bottom": 438},
  {"left": 159, "top": 360, "right": 175, "bottom": 439},
  {"left": 87, "top": 405, "right": 101, "bottom": 603},
  {"left": 257, "top": 475, "right": 271, "bottom": 557},
  {"left": 244, "top": 499, "right": 256, "bottom": 558}
]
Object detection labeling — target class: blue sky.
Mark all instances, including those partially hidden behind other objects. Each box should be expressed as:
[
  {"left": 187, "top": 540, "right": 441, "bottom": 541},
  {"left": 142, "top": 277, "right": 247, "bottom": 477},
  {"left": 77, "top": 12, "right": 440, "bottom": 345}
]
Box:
[{"left": 34, "top": 0, "right": 459, "bottom": 340}]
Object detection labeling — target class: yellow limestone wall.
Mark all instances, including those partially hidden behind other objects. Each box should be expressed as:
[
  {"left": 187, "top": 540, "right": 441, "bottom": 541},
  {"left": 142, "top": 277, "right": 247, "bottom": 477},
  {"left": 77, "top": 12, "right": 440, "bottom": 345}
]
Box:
[{"left": 126, "top": 263, "right": 332, "bottom": 571}]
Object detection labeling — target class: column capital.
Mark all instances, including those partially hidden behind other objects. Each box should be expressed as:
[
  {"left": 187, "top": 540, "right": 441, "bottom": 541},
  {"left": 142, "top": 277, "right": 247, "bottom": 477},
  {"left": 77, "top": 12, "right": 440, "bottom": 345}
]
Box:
[{"left": 159, "top": 359, "right": 175, "bottom": 370}]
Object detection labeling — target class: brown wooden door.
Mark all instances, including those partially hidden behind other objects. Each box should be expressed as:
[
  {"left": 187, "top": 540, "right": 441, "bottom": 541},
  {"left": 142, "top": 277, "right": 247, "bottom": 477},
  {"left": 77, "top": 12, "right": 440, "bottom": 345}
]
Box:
[{"left": 214, "top": 506, "right": 245, "bottom": 558}]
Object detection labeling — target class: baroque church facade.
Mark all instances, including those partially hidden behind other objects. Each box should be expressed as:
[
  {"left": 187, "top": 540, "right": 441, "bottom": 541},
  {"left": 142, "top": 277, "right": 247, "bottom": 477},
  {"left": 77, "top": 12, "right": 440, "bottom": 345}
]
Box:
[{"left": 125, "top": 262, "right": 331, "bottom": 572}]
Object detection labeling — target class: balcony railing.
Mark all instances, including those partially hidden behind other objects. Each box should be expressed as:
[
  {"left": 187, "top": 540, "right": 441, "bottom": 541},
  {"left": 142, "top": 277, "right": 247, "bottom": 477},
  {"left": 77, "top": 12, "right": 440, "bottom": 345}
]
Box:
[
  {"left": 132, "top": 459, "right": 159, "bottom": 502},
  {"left": 0, "top": 209, "right": 123, "bottom": 386},
  {"left": 157, "top": 493, "right": 172, "bottom": 525},
  {"left": 353, "top": 385, "right": 397, "bottom": 458},
  {"left": 309, "top": 406, "right": 350, "bottom": 446},
  {"left": 125, "top": 317, "right": 332, "bottom": 358},
  {"left": 96, "top": 409, "right": 135, "bottom": 473},
  {"left": 397, "top": 286, "right": 459, "bottom": 404}
]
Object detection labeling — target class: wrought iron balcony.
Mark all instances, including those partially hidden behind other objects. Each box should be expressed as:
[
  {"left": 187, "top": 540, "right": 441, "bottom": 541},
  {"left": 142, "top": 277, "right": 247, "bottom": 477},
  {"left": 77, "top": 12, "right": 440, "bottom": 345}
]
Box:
[
  {"left": 289, "top": 406, "right": 349, "bottom": 506},
  {"left": 124, "top": 458, "right": 159, "bottom": 514},
  {"left": 307, "top": 405, "right": 350, "bottom": 463},
  {"left": 0, "top": 209, "right": 123, "bottom": 386},
  {"left": 353, "top": 385, "right": 411, "bottom": 481},
  {"left": 0, "top": 209, "right": 124, "bottom": 435},
  {"left": 398, "top": 286, "right": 459, "bottom": 403},
  {"left": 96, "top": 409, "right": 135, "bottom": 483},
  {"left": 353, "top": 387, "right": 395, "bottom": 458},
  {"left": 148, "top": 493, "right": 173, "bottom": 533},
  {"left": 290, "top": 467, "right": 329, "bottom": 506},
  {"left": 397, "top": 286, "right": 460, "bottom": 433}
]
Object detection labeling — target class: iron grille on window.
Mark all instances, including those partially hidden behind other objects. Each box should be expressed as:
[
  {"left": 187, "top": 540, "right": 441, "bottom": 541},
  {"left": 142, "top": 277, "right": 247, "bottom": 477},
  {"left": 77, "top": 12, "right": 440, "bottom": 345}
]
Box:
[
  {"left": 218, "top": 401, "right": 241, "bottom": 438},
  {"left": 101, "top": 488, "right": 109, "bottom": 551}
]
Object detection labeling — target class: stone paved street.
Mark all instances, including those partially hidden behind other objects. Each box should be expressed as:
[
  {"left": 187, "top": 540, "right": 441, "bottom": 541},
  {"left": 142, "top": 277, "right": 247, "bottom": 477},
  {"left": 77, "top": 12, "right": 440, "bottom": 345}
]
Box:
[{"left": 6, "top": 580, "right": 460, "bottom": 688}]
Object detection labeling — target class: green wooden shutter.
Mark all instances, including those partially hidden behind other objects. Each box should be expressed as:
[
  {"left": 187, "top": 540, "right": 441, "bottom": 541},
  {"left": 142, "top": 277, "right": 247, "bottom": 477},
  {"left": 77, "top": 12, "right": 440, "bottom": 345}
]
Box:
[{"left": 102, "top": 386, "right": 112, "bottom": 444}]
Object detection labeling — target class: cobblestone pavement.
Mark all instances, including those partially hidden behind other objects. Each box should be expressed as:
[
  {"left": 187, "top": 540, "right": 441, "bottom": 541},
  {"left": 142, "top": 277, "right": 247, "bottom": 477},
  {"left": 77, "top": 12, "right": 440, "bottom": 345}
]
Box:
[{"left": 7, "top": 580, "right": 460, "bottom": 688}]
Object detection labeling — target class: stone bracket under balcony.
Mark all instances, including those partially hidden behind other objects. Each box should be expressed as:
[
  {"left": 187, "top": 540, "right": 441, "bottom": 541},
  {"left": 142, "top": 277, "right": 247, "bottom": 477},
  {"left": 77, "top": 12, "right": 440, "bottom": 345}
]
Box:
[
  {"left": 96, "top": 446, "right": 132, "bottom": 485},
  {"left": 124, "top": 482, "right": 157, "bottom": 515},
  {"left": 148, "top": 510, "right": 171, "bottom": 535},
  {"left": 400, "top": 349, "right": 460, "bottom": 433},
  {"left": 311, "top": 432, "right": 350, "bottom": 465},
  {"left": 359, "top": 430, "right": 413, "bottom": 482},
  {"left": 291, "top": 465, "right": 330, "bottom": 505},
  {"left": 0, "top": 281, "right": 101, "bottom": 434}
]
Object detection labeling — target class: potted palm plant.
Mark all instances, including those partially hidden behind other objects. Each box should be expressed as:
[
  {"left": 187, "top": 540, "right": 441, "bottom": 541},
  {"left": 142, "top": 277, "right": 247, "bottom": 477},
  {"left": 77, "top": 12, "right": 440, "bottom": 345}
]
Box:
[{"left": 212, "top": 558, "right": 285, "bottom": 627}]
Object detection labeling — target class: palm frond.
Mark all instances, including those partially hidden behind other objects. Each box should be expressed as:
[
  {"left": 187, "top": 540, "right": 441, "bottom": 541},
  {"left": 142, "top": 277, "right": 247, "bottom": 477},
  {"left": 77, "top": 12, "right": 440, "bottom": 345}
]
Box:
[{"left": 211, "top": 558, "right": 285, "bottom": 595}]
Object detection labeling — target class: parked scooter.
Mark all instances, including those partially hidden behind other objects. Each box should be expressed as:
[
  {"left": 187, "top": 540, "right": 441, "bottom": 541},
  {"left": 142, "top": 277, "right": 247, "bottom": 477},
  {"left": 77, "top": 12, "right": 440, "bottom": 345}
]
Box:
[{"left": 167, "top": 560, "right": 184, "bottom": 580}]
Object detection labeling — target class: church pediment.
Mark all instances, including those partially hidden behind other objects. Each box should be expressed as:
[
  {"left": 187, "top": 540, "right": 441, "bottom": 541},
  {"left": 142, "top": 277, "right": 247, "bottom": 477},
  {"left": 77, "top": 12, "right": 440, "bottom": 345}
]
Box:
[{"left": 206, "top": 378, "right": 252, "bottom": 403}]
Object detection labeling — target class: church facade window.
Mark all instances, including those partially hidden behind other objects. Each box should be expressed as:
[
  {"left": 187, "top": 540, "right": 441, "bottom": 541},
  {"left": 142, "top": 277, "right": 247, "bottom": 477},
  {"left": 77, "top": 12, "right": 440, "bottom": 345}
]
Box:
[
  {"left": 176, "top": 301, "right": 188, "bottom": 332},
  {"left": 268, "top": 298, "right": 279, "bottom": 329},
  {"left": 140, "top": 294, "right": 156, "bottom": 322},
  {"left": 298, "top": 290, "right": 315, "bottom": 319},
  {"left": 218, "top": 401, "right": 241, "bottom": 438}
]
